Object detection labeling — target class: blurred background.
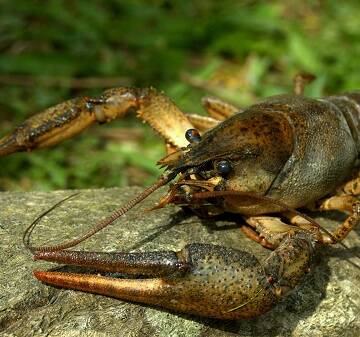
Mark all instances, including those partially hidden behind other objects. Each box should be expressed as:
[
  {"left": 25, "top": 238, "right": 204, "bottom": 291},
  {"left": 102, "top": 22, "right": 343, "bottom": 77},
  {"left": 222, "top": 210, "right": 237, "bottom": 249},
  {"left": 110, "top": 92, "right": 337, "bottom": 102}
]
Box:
[{"left": 1, "top": 0, "right": 360, "bottom": 191}]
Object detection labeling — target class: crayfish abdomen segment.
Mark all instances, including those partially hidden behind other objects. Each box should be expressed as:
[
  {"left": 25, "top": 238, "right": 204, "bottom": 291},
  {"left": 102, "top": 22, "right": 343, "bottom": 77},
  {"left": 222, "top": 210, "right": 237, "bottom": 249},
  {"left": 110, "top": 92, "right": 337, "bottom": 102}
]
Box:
[{"left": 325, "top": 93, "right": 360, "bottom": 154}]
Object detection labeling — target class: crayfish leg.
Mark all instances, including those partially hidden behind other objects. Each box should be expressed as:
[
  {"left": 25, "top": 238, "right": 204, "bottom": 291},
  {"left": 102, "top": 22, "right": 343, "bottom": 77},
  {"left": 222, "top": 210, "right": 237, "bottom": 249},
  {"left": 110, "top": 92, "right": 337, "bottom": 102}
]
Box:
[
  {"left": 317, "top": 197, "right": 360, "bottom": 244},
  {"left": 102, "top": 87, "right": 194, "bottom": 148},
  {"left": 185, "top": 114, "right": 219, "bottom": 132},
  {"left": 243, "top": 216, "right": 298, "bottom": 249},
  {"left": 342, "top": 177, "right": 360, "bottom": 195},
  {"left": 293, "top": 72, "right": 316, "bottom": 95},
  {"left": 0, "top": 87, "right": 195, "bottom": 157},
  {"left": 201, "top": 96, "right": 240, "bottom": 120}
]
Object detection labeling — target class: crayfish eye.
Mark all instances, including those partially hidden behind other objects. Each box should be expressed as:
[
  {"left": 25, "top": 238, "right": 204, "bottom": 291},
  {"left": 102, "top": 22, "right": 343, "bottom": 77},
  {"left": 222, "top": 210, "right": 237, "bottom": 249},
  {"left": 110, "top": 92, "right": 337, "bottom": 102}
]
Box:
[
  {"left": 216, "top": 160, "right": 232, "bottom": 175},
  {"left": 185, "top": 128, "right": 201, "bottom": 143}
]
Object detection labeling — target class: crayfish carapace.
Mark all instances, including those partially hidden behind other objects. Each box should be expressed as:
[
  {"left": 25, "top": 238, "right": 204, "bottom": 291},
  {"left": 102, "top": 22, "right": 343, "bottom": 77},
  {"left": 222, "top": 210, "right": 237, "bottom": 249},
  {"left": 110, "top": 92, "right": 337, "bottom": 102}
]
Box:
[{"left": 1, "top": 75, "right": 359, "bottom": 319}]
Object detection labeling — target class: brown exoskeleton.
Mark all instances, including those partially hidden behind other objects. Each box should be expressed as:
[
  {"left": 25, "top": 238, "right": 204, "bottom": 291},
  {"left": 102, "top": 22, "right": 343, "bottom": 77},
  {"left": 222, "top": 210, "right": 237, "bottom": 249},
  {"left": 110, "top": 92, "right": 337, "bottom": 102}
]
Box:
[{"left": 1, "top": 75, "right": 359, "bottom": 319}]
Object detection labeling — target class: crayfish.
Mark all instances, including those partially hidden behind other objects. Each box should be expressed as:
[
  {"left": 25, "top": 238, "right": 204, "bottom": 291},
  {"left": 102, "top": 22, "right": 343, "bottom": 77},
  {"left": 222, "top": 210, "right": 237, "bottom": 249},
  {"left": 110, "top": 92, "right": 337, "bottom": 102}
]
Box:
[{"left": 0, "top": 74, "right": 359, "bottom": 319}]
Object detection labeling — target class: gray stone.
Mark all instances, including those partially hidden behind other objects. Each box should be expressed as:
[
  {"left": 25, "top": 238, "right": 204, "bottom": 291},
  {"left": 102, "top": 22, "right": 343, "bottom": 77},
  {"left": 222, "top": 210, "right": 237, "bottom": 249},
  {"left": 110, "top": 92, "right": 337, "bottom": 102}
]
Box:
[{"left": 0, "top": 187, "right": 359, "bottom": 337}]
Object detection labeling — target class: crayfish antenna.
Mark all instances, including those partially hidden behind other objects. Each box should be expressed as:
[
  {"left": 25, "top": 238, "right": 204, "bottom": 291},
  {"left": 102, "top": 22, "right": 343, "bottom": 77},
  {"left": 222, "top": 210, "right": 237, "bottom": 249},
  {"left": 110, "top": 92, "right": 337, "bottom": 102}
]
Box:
[
  {"left": 23, "top": 192, "right": 81, "bottom": 253},
  {"left": 24, "top": 170, "right": 178, "bottom": 253}
]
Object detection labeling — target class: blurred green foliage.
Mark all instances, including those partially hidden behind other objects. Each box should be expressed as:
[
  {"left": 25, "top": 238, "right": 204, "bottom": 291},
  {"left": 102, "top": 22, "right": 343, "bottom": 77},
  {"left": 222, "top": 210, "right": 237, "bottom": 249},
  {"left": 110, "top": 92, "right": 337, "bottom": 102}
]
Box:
[{"left": 1, "top": 0, "right": 360, "bottom": 190}]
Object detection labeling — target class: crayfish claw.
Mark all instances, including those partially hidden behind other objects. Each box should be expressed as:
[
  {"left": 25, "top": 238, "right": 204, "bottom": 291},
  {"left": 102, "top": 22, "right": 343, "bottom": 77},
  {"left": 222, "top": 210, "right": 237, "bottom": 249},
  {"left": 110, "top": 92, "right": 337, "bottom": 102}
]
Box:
[
  {"left": 34, "top": 232, "right": 314, "bottom": 319},
  {"left": 34, "top": 244, "right": 279, "bottom": 319}
]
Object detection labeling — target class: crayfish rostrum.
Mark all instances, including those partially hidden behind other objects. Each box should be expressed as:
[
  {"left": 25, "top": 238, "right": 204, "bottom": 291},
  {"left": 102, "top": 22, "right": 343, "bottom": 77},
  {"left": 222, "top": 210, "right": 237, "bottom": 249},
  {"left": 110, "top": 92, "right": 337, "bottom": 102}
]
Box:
[{"left": 1, "top": 74, "right": 359, "bottom": 319}]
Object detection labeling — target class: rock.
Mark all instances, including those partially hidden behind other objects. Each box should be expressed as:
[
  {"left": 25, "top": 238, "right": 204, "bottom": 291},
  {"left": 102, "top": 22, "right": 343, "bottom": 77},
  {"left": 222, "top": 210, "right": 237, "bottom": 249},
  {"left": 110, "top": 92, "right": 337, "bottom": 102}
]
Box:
[{"left": 0, "top": 187, "right": 359, "bottom": 337}]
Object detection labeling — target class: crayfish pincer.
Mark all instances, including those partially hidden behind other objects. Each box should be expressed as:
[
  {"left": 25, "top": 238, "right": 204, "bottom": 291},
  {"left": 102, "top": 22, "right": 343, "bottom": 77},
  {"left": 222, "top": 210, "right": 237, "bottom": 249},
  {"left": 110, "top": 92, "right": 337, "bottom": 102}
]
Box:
[
  {"left": 32, "top": 232, "right": 314, "bottom": 319},
  {"left": 1, "top": 75, "right": 359, "bottom": 319}
]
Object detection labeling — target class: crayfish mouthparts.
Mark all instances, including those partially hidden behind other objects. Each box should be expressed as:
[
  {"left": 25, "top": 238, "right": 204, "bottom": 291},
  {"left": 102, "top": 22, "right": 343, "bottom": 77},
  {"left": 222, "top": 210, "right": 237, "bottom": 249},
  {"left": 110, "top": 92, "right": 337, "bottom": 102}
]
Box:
[{"left": 33, "top": 231, "right": 314, "bottom": 320}]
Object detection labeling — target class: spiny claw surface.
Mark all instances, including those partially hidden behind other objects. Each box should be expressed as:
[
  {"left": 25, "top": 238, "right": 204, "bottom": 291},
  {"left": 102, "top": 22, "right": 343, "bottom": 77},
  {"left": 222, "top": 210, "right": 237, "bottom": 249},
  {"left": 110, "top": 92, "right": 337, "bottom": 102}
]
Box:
[
  {"left": 99, "top": 87, "right": 194, "bottom": 148},
  {"left": 34, "top": 244, "right": 278, "bottom": 319},
  {"left": 34, "top": 232, "right": 313, "bottom": 319},
  {"left": 0, "top": 87, "right": 194, "bottom": 157},
  {"left": 0, "top": 97, "right": 95, "bottom": 156}
]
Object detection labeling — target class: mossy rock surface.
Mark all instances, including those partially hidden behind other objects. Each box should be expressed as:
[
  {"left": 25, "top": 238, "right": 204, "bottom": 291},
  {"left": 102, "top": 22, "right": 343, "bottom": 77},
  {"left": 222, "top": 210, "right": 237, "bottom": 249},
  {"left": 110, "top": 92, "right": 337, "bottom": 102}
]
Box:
[{"left": 0, "top": 187, "right": 359, "bottom": 337}]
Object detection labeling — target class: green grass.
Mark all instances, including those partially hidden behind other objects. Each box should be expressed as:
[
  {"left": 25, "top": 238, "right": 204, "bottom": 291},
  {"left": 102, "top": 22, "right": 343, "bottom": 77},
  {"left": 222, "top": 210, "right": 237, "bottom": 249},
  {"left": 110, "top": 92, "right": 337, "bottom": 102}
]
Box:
[{"left": 1, "top": 0, "right": 360, "bottom": 190}]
